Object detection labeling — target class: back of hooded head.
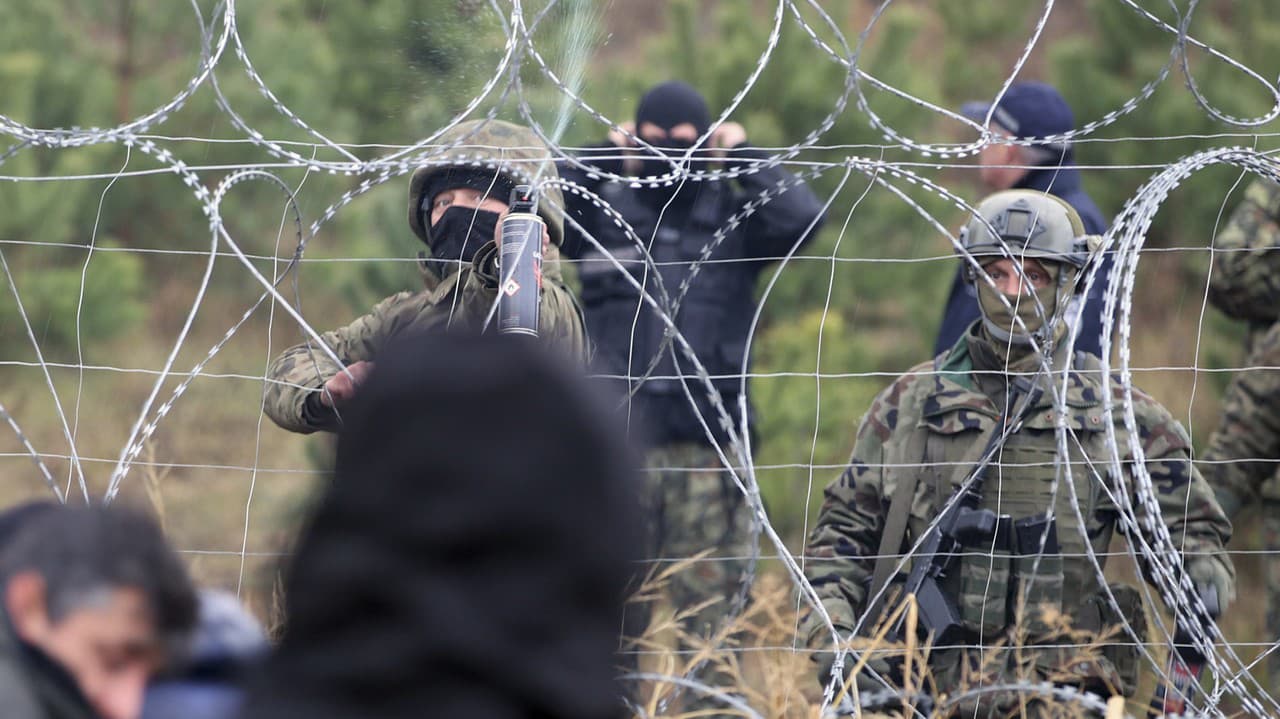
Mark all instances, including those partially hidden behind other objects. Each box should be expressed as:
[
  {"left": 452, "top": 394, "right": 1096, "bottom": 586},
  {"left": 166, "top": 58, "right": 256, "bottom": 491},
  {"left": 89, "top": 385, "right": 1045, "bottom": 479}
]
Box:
[{"left": 241, "top": 330, "right": 642, "bottom": 719}]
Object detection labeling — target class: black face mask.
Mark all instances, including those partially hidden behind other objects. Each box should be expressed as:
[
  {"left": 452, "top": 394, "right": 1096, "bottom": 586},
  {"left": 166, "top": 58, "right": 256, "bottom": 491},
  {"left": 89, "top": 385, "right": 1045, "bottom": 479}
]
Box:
[
  {"left": 429, "top": 205, "right": 500, "bottom": 268},
  {"left": 638, "top": 138, "right": 695, "bottom": 180}
]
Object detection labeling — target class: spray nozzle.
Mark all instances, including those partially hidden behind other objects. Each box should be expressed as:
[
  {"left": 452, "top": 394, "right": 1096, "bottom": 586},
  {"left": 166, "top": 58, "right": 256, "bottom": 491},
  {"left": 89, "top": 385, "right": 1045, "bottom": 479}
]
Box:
[{"left": 509, "top": 185, "right": 538, "bottom": 215}]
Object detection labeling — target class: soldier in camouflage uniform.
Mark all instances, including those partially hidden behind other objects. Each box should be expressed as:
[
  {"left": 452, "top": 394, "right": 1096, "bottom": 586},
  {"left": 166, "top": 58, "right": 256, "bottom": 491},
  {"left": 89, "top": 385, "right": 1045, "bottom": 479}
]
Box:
[
  {"left": 264, "top": 120, "right": 588, "bottom": 433},
  {"left": 803, "top": 190, "right": 1234, "bottom": 714},
  {"left": 1203, "top": 176, "right": 1280, "bottom": 686}
]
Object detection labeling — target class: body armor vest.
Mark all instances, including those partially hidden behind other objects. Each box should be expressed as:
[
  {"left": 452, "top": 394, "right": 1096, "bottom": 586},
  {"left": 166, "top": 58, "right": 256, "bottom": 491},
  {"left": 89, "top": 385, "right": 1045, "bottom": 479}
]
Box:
[{"left": 900, "top": 354, "right": 1120, "bottom": 641}]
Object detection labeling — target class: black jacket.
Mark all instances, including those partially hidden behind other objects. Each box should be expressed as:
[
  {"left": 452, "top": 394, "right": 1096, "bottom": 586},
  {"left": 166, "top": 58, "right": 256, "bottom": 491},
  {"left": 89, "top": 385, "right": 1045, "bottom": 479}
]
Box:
[
  {"left": 560, "top": 144, "right": 826, "bottom": 448},
  {"left": 935, "top": 161, "right": 1112, "bottom": 356},
  {"left": 0, "top": 615, "right": 95, "bottom": 719}
]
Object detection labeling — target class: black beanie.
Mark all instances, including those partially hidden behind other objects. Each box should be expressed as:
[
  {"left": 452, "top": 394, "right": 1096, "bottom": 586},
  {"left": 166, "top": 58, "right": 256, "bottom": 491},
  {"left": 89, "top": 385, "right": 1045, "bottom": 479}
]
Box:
[
  {"left": 635, "top": 81, "right": 711, "bottom": 136},
  {"left": 241, "top": 330, "right": 642, "bottom": 719}
]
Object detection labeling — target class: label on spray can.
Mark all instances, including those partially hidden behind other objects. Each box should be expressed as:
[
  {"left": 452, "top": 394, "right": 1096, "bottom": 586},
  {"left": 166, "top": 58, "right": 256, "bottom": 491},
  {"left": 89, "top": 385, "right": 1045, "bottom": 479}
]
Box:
[{"left": 498, "top": 211, "right": 543, "bottom": 336}]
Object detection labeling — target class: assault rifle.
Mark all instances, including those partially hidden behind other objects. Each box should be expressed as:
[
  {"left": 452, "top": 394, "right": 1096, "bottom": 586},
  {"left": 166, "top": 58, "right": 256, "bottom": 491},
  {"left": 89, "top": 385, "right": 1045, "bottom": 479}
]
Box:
[{"left": 889, "top": 382, "right": 1044, "bottom": 648}]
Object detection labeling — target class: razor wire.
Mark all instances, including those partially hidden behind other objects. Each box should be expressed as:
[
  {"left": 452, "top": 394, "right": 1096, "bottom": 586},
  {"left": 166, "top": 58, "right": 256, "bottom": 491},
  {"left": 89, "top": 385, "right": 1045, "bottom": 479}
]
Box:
[{"left": 1, "top": 1, "right": 1279, "bottom": 718}]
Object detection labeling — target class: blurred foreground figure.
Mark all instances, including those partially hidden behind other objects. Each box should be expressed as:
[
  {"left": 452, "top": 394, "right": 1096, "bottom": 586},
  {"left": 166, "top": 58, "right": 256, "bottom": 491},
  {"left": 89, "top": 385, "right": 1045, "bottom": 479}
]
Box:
[
  {"left": 938, "top": 81, "right": 1112, "bottom": 356},
  {"left": 0, "top": 504, "right": 197, "bottom": 719},
  {"left": 241, "top": 331, "right": 641, "bottom": 719},
  {"left": 1203, "top": 175, "right": 1280, "bottom": 687},
  {"left": 141, "top": 590, "right": 266, "bottom": 719},
  {"left": 804, "top": 190, "right": 1233, "bottom": 715},
  {"left": 264, "top": 119, "right": 587, "bottom": 434},
  {"left": 558, "top": 81, "right": 825, "bottom": 673}
]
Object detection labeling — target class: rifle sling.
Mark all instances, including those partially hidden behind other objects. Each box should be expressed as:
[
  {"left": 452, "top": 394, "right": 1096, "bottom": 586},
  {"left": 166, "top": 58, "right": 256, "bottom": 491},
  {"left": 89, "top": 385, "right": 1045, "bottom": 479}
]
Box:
[
  {"left": 864, "top": 450, "right": 919, "bottom": 630},
  {"left": 862, "top": 371, "right": 1037, "bottom": 632}
]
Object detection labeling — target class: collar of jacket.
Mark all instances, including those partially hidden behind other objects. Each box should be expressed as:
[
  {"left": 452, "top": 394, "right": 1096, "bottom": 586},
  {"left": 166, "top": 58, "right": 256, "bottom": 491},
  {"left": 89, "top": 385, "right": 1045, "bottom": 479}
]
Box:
[
  {"left": 925, "top": 329, "right": 1107, "bottom": 432},
  {"left": 1017, "top": 158, "right": 1083, "bottom": 195},
  {"left": 0, "top": 610, "right": 95, "bottom": 719},
  {"left": 416, "top": 253, "right": 469, "bottom": 299}
]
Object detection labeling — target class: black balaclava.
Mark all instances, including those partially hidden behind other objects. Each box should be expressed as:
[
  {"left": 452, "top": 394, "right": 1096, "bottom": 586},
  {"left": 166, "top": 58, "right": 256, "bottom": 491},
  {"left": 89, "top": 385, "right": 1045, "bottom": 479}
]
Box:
[
  {"left": 419, "top": 168, "right": 516, "bottom": 271},
  {"left": 634, "top": 81, "right": 711, "bottom": 206},
  {"left": 240, "top": 330, "right": 643, "bottom": 719},
  {"left": 429, "top": 206, "right": 499, "bottom": 270}
]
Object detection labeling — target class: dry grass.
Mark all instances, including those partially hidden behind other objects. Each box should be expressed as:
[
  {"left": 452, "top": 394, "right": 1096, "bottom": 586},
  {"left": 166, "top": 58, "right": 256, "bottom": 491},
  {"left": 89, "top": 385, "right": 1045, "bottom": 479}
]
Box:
[
  {"left": 0, "top": 270, "right": 1271, "bottom": 716},
  {"left": 621, "top": 563, "right": 1206, "bottom": 719}
]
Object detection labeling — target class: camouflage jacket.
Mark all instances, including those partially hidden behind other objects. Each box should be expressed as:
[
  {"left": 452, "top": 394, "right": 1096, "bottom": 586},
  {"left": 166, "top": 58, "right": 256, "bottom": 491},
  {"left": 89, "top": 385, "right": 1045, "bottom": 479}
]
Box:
[
  {"left": 1201, "top": 319, "right": 1280, "bottom": 511},
  {"left": 263, "top": 244, "right": 588, "bottom": 434},
  {"left": 1208, "top": 178, "right": 1280, "bottom": 341},
  {"left": 1202, "top": 177, "right": 1280, "bottom": 509},
  {"left": 804, "top": 333, "right": 1233, "bottom": 646}
]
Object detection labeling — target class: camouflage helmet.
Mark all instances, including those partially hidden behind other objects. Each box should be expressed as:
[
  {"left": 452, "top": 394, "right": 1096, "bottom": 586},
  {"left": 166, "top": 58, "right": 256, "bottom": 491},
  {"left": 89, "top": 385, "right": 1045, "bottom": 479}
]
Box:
[
  {"left": 407, "top": 119, "right": 565, "bottom": 248},
  {"left": 958, "top": 189, "right": 1096, "bottom": 292}
]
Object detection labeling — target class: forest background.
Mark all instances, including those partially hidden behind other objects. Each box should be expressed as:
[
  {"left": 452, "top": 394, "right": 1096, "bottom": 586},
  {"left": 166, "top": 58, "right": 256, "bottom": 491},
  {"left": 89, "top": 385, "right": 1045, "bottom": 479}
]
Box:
[{"left": 0, "top": 0, "right": 1278, "bottom": 659}]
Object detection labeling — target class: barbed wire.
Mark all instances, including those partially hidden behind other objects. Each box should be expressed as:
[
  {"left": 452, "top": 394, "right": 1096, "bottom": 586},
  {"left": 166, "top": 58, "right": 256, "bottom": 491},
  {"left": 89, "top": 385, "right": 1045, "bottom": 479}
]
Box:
[{"left": 2, "top": 1, "right": 1279, "bottom": 717}]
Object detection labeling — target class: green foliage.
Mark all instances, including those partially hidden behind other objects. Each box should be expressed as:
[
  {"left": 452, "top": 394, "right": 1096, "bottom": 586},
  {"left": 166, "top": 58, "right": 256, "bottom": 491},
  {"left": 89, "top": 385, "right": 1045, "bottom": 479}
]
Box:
[
  {"left": 577, "top": 0, "right": 1280, "bottom": 541},
  {"left": 0, "top": 240, "right": 145, "bottom": 356}
]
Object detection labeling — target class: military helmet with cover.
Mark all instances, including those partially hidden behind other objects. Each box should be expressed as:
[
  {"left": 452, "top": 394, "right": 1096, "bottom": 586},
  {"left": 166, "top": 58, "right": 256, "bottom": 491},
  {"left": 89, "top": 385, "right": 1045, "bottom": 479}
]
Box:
[
  {"left": 959, "top": 189, "right": 1101, "bottom": 346},
  {"left": 958, "top": 189, "right": 1094, "bottom": 281},
  {"left": 407, "top": 119, "right": 566, "bottom": 249}
]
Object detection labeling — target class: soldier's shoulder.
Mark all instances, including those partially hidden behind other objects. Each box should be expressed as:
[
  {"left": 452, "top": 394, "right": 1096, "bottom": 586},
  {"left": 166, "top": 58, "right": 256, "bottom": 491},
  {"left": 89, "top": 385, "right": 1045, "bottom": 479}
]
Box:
[
  {"left": 874, "top": 360, "right": 935, "bottom": 408},
  {"left": 372, "top": 288, "right": 423, "bottom": 309},
  {"left": 1244, "top": 177, "right": 1280, "bottom": 216},
  {"left": 854, "top": 361, "right": 935, "bottom": 443},
  {"left": 354, "top": 289, "right": 433, "bottom": 336},
  {"left": 1118, "top": 380, "right": 1193, "bottom": 447}
]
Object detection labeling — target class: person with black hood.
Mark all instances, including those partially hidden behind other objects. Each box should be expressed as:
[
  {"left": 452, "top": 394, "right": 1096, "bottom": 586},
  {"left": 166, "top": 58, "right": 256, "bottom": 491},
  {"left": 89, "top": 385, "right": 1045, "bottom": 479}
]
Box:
[
  {"left": 240, "top": 330, "right": 642, "bottom": 719},
  {"left": 557, "top": 80, "right": 826, "bottom": 668},
  {"left": 936, "top": 81, "right": 1113, "bottom": 357}
]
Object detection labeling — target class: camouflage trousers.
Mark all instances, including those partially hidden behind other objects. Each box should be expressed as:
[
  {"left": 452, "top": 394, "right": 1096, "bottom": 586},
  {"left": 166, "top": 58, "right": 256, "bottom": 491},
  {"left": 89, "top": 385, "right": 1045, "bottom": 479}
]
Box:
[{"left": 624, "top": 443, "right": 755, "bottom": 705}]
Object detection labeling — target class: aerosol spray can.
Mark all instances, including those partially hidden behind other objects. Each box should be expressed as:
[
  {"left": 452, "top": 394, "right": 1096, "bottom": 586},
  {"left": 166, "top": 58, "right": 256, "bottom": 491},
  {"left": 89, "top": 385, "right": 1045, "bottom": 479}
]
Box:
[{"left": 498, "top": 185, "right": 543, "bottom": 336}]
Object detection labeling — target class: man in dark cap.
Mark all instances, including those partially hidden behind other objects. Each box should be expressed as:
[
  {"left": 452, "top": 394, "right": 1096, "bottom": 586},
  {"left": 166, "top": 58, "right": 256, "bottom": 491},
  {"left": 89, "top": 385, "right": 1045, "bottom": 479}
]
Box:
[
  {"left": 557, "top": 80, "right": 826, "bottom": 695},
  {"left": 241, "top": 330, "right": 642, "bottom": 719},
  {"left": 264, "top": 119, "right": 588, "bottom": 435},
  {"left": 936, "top": 81, "right": 1112, "bottom": 357}
]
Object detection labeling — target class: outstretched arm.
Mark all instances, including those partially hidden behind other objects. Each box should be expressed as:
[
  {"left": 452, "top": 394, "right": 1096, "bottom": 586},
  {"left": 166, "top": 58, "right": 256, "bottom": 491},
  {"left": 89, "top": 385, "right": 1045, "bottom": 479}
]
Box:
[{"left": 263, "top": 292, "right": 413, "bottom": 434}]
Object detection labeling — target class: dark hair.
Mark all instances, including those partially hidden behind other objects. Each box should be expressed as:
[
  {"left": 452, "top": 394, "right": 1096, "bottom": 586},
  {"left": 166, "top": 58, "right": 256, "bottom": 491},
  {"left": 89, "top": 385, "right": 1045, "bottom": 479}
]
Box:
[
  {"left": 240, "top": 331, "right": 642, "bottom": 719},
  {"left": 0, "top": 504, "right": 198, "bottom": 645}
]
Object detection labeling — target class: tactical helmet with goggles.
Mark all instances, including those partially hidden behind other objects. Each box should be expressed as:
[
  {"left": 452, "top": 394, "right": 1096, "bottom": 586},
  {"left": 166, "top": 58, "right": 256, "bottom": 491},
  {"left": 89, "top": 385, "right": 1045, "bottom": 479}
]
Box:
[{"left": 959, "top": 189, "right": 1101, "bottom": 347}]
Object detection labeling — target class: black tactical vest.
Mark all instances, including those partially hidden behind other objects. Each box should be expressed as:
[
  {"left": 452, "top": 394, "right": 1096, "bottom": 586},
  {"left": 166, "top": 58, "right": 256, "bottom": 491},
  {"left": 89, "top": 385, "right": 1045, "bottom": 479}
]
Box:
[{"left": 575, "top": 181, "right": 762, "bottom": 448}]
